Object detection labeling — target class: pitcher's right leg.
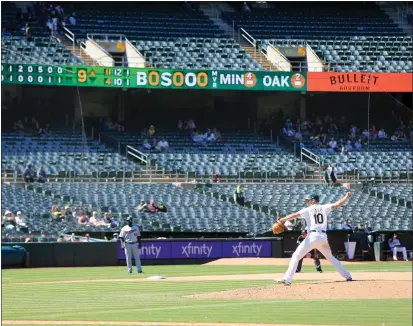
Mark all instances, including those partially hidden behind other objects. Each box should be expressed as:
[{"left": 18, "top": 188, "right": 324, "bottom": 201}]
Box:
[{"left": 317, "top": 243, "right": 352, "bottom": 280}]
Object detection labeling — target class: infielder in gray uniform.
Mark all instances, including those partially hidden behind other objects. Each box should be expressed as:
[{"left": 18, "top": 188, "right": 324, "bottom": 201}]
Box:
[{"left": 119, "top": 217, "right": 143, "bottom": 274}]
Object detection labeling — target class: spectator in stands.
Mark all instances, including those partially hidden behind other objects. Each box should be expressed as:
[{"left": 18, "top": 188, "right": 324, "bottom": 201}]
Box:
[
  {"left": 89, "top": 211, "right": 104, "bottom": 226},
  {"left": 46, "top": 18, "right": 53, "bottom": 35},
  {"left": 51, "top": 205, "right": 64, "bottom": 222},
  {"left": 187, "top": 119, "right": 196, "bottom": 131},
  {"left": 388, "top": 233, "right": 408, "bottom": 261},
  {"left": 142, "top": 139, "right": 153, "bottom": 151},
  {"left": 52, "top": 16, "right": 58, "bottom": 34},
  {"left": 78, "top": 211, "right": 89, "bottom": 225},
  {"left": 328, "top": 138, "right": 338, "bottom": 152},
  {"left": 31, "top": 117, "right": 39, "bottom": 131},
  {"left": 148, "top": 200, "right": 158, "bottom": 213},
  {"left": 362, "top": 129, "right": 370, "bottom": 140},
  {"left": 15, "top": 211, "right": 28, "bottom": 229},
  {"left": 329, "top": 165, "right": 337, "bottom": 185},
  {"left": 37, "top": 123, "right": 51, "bottom": 135},
  {"left": 320, "top": 134, "right": 328, "bottom": 148},
  {"left": 2, "top": 211, "right": 16, "bottom": 230},
  {"left": 63, "top": 206, "right": 73, "bottom": 221},
  {"left": 37, "top": 165, "right": 47, "bottom": 183},
  {"left": 152, "top": 137, "right": 158, "bottom": 149},
  {"left": 37, "top": 231, "right": 47, "bottom": 242},
  {"left": 138, "top": 201, "right": 149, "bottom": 212},
  {"left": 353, "top": 224, "right": 364, "bottom": 232},
  {"left": 294, "top": 130, "right": 303, "bottom": 141},
  {"left": 341, "top": 219, "right": 353, "bottom": 230},
  {"left": 370, "top": 125, "right": 378, "bottom": 139},
  {"left": 103, "top": 212, "right": 117, "bottom": 227},
  {"left": 192, "top": 131, "right": 206, "bottom": 145},
  {"left": 13, "top": 120, "right": 24, "bottom": 132},
  {"left": 234, "top": 184, "right": 245, "bottom": 206},
  {"left": 312, "top": 136, "right": 321, "bottom": 148},
  {"left": 343, "top": 140, "right": 353, "bottom": 152},
  {"left": 213, "top": 173, "right": 220, "bottom": 183},
  {"left": 323, "top": 166, "right": 330, "bottom": 186},
  {"left": 213, "top": 128, "right": 222, "bottom": 142},
  {"left": 69, "top": 13, "right": 76, "bottom": 25},
  {"left": 203, "top": 129, "right": 216, "bottom": 143},
  {"left": 391, "top": 134, "right": 398, "bottom": 142},
  {"left": 25, "top": 23, "right": 32, "bottom": 41},
  {"left": 23, "top": 164, "right": 35, "bottom": 183},
  {"left": 148, "top": 125, "right": 156, "bottom": 137},
  {"left": 156, "top": 138, "right": 170, "bottom": 151},
  {"left": 354, "top": 139, "right": 362, "bottom": 151},
  {"left": 57, "top": 235, "right": 65, "bottom": 242},
  {"left": 177, "top": 120, "right": 183, "bottom": 131},
  {"left": 157, "top": 202, "right": 167, "bottom": 213},
  {"left": 363, "top": 223, "right": 372, "bottom": 232},
  {"left": 83, "top": 233, "right": 90, "bottom": 242},
  {"left": 111, "top": 233, "right": 119, "bottom": 242}
]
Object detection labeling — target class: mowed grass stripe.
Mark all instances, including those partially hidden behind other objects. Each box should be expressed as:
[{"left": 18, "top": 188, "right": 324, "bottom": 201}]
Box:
[
  {"left": 4, "top": 299, "right": 411, "bottom": 326},
  {"left": 3, "top": 262, "right": 411, "bottom": 284}
]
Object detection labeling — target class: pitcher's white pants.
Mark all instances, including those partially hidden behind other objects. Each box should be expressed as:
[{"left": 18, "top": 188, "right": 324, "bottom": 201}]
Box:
[
  {"left": 392, "top": 247, "right": 407, "bottom": 260},
  {"left": 124, "top": 243, "right": 142, "bottom": 273},
  {"left": 283, "top": 232, "right": 351, "bottom": 283}
]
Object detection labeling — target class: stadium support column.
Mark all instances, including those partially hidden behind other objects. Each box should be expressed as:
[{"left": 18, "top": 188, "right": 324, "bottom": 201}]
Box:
[{"left": 300, "top": 92, "right": 307, "bottom": 121}]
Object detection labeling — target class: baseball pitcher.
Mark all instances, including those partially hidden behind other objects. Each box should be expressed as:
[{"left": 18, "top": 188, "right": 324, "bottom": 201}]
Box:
[
  {"left": 119, "top": 217, "right": 143, "bottom": 274},
  {"left": 276, "top": 193, "right": 353, "bottom": 285}
]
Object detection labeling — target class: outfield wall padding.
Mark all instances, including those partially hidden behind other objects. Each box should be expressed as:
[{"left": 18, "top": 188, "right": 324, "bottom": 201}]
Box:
[{"left": 4, "top": 231, "right": 411, "bottom": 268}]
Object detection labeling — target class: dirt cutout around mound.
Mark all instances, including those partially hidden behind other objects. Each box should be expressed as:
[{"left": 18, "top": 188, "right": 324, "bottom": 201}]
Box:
[
  {"left": 204, "top": 258, "right": 368, "bottom": 266},
  {"left": 188, "top": 280, "right": 412, "bottom": 300}
]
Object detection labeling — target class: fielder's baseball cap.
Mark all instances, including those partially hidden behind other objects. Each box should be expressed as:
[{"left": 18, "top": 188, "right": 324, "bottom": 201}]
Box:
[{"left": 305, "top": 194, "right": 319, "bottom": 202}]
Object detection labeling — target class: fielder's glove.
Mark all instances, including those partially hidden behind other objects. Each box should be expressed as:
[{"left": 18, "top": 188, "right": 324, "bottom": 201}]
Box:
[{"left": 272, "top": 220, "right": 285, "bottom": 235}]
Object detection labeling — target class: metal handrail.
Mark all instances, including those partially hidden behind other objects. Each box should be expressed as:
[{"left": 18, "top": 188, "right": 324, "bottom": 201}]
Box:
[
  {"left": 240, "top": 27, "right": 256, "bottom": 48},
  {"left": 301, "top": 147, "right": 322, "bottom": 166},
  {"left": 126, "top": 145, "right": 149, "bottom": 167},
  {"left": 63, "top": 27, "right": 75, "bottom": 51}
]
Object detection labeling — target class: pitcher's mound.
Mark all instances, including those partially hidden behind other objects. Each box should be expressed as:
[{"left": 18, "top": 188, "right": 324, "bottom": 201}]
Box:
[{"left": 188, "top": 280, "right": 412, "bottom": 300}]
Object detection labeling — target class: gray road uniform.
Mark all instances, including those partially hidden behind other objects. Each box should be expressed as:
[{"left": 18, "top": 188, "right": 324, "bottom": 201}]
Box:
[{"left": 119, "top": 219, "right": 143, "bottom": 274}]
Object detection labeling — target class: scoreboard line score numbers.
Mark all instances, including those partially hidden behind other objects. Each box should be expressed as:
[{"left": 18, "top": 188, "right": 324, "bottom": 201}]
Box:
[
  {"left": 104, "top": 68, "right": 130, "bottom": 86},
  {"left": 2, "top": 64, "right": 67, "bottom": 84}
]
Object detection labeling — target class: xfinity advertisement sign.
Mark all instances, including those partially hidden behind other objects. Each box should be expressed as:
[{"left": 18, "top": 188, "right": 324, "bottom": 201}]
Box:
[{"left": 118, "top": 240, "right": 272, "bottom": 259}]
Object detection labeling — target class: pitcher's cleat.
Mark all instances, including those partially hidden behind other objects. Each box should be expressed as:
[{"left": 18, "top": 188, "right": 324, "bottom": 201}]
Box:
[
  {"left": 275, "top": 279, "right": 291, "bottom": 286},
  {"left": 346, "top": 277, "right": 353, "bottom": 281}
]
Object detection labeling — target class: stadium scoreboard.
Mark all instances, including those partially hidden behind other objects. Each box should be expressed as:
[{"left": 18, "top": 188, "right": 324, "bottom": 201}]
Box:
[{"left": 1, "top": 63, "right": 312, "bottom": 91}]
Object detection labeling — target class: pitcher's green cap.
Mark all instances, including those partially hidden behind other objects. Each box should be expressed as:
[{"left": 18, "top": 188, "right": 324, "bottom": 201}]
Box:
[{"left": 305, "top": 194, "right": 319, "bottom": 201}]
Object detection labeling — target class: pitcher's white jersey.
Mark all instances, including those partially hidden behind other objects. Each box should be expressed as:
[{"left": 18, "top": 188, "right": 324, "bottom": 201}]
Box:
[{"left": 297, "top": 204, "right": 333, "bottom": 232}]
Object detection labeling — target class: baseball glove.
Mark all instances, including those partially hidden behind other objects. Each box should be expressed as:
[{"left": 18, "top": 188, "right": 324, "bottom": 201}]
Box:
[{"left": 272, "top": 221, "right": 284, "bottom": 235}]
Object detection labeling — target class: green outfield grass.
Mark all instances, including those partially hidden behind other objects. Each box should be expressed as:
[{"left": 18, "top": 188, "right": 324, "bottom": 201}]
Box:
[{"left": 2, "top": 262, "right": 412, "bottom": 326}]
